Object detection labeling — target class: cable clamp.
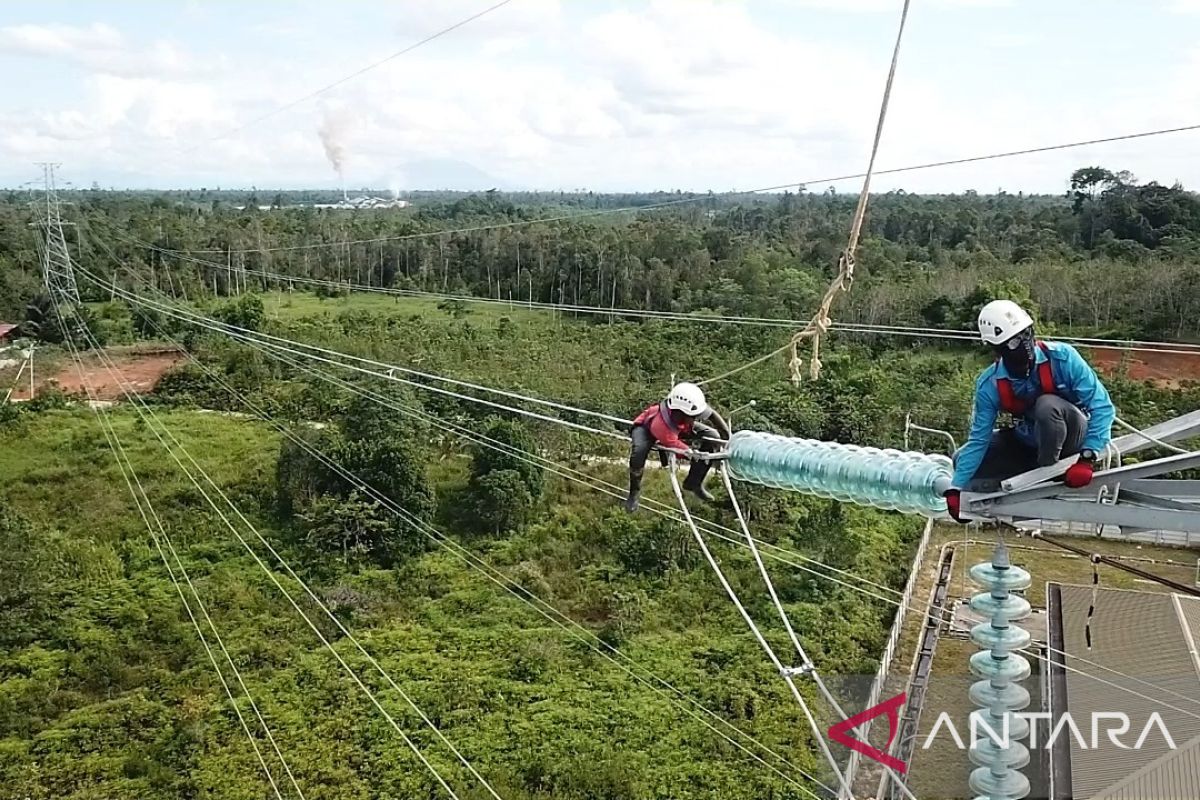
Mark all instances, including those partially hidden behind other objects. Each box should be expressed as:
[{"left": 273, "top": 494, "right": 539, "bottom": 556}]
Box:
[{"left": 780, "top": 664, "right": 815, "bottom": 678}]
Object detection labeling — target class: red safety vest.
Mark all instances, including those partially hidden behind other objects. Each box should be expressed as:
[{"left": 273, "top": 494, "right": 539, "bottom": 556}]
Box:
[
  {"left": 995, "top": 342, "right": 1055, "bottom": 414},
  {"left": 633, "top": 401, "right": 694, "bottom": 440}
]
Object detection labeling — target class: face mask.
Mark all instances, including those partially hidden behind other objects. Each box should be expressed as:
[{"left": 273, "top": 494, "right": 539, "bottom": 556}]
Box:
[{"left": 998, "top": 329, "right": 1035, "bottom": 378}]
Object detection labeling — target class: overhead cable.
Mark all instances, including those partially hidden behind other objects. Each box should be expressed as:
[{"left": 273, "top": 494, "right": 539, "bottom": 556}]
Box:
[
  {"left": 191, "top": 0, "right": 515, "bottom": 150},
  {"left": 83, "top": 259, "right": 1200, "bottom": 726},
  {"left": 107, "top": 274, "right": 833, "bottom": 797},
  {"left": 66, "top": 323, "right": 496, "bottom": 800}
]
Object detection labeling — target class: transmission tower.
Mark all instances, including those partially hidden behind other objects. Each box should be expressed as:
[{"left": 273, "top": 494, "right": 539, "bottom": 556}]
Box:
[{"left": 34, "top": 163, "right": 81, "bottom": 304}]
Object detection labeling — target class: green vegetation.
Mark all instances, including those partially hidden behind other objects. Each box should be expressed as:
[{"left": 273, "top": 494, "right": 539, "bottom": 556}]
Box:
[
  {"left": 2, "top": 176, "right": 1199, "bottom": 799},
  {"left": 6, "top": 166, "right": 1200, "bottom": 340}
]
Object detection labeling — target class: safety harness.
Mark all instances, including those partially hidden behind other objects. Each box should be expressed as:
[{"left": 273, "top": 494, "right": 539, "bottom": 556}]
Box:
[
  {"left": 633, "top": 401, "right": 693, "bottom": 439},
  {"left": 995, "top": 342, "right": 1055, "bottom": 414}
]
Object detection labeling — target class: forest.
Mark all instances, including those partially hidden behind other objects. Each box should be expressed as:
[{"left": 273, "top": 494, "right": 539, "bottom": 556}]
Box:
[
  {"left": 4, "top": 165, "right": 1200, "bottom": 339},
  {"left": 1, "top": 167, "right": 1200, "bottom": 799}
]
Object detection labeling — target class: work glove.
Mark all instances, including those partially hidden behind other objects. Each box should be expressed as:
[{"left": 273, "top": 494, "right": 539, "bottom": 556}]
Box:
[
  {"left": 943, "top": 489, "right": 967, "bottom": 524},
  {"left": 1063, "top": 457, "right": 1095, "bottom": 488}
]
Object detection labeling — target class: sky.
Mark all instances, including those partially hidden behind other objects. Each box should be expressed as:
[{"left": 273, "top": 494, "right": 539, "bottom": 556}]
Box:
[{"left": 1, "top": 0, "right": 1197, "bottom": 194}]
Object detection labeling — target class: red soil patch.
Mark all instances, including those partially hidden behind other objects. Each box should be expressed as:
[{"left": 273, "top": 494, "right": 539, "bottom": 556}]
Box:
[
  {"left": 1087, "top": 346, "right": 1200, "bottom": 387},
  {"left": 12, "top": 350, "right": 185, "bottom": 401}
]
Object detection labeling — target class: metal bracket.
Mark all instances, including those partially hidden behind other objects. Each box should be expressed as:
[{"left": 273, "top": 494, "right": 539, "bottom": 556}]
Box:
[
  {"left": 979, "top": 498, "right": 1200, "bottom": 533},
  {"left": 963, "top": 444, "right": 1200, "bottom": 533},
  {"left": 1000, "top": 454, "right": 1077, "bottom": 492},
  {"left": 780, "top": 664, "right": 815, "bottom": 678},
  {"left": 1109, "top": 410, "right": 1200, "bottom": 457},
  {"left": 904, "top": 412, "right": 958, "bottom": 455}
]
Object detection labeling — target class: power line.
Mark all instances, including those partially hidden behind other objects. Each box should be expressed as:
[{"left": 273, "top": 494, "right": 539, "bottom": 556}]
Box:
[
  {"left": 190, "top": 293, "right": 1200, "bottom": 726},
  {"left": 57, "top": 291, "right": 509, "bottom": 796},
  {"left": 159, "top": 121, "right": 1200, "bottom": 254},
  {"left": 80, "top": 252, "right": 1200, "bottom": 728},
  {"left": 99, "top": 227, "right": 1200, "bottom": 357},
  {"left": 69, "top": 326, "right": 474, "bottom": 799},
  {"left": 106, "top": 268, "right": 835, "bottom": 797},
  {"left": 1032, "top": 532, "right": 1200, "bottom": 598},
  {"left": 56, "top": 324, "right": 299, "bottom": 800},
  {"left": 82, "top": 252, "right": 899, "bottom": 596}
]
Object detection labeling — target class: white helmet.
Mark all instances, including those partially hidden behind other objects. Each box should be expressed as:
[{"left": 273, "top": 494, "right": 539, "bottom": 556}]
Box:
[
  {"left": 977, "top": 299, "right": 1033, "bottom": 345},
  {"left": 665, "top": 382, "right": 708, "bottom": 417}
]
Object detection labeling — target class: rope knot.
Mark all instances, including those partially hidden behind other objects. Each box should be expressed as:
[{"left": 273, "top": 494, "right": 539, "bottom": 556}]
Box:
[{"left": 788, "top": 343, "right": 804, "bottom": 385}]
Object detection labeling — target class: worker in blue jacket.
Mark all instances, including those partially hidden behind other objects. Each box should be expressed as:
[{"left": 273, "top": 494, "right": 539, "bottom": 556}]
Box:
[{"left": 944, "top": 299, "right": 1115, "bottom": 523}]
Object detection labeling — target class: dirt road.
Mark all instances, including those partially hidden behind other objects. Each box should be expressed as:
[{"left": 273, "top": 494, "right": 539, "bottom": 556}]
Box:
[{"left": 11, "top": 349, "right": 185, "bottom": 401}]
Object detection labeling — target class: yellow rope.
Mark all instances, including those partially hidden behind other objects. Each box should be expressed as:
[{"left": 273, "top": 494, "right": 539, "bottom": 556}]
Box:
[{"left": 699, "top": 0, "right": 913, "bottom": 387}]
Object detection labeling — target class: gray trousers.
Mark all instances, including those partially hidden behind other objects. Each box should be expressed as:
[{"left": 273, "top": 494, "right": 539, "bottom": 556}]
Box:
[
  {"left": 629, "top": 421, "right": 720, "bottom": 489},
  {"left": 954, "top": 394, "right": 1088, "bottom": 491}
]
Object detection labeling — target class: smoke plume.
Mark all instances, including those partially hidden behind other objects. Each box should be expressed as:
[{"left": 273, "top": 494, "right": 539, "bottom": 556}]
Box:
[{"left": 317, "top": 108, "right": 351, "bottom": 186}]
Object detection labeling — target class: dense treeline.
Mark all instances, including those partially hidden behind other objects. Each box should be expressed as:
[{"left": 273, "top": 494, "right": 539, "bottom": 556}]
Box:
[
  {"left": 3, "top": 173, "right": 1200, "bottom": 799},
  {"left": 3, "top": 167, "right": 1200, "bottom": 340}
]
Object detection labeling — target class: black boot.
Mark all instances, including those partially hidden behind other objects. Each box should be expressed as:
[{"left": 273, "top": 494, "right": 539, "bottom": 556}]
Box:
[
  {"left": 625, "top": 470, "right": 643, "bottom": 513},
  {"left": 683, "top": 475, "right": 716, "bottom": 503}
]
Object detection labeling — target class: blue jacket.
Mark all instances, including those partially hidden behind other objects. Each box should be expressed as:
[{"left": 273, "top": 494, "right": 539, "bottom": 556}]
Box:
[{"left": 952, "top": 341, "right": 1115, "bottom": 488}]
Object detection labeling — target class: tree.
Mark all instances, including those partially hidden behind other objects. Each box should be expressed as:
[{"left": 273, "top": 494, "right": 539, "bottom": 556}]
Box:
[
  {"left": 1069, "top": 166, "right": 1120, "bottom": 212},
  {"left": 214, "top": 293, "right": 265, "bottom": 331},
  {"left": 470, "top": 417, "right": 543, "bottom": 499},
  {"left": 129, "top": 303, "right": 164, "bottom": 339},
  {"left": 299, "top": 492, "right": 394, "bottom": 564},
  {"left": 339, "top": 387, "right": 426, "bottom": 445},
  {"left": 276, "top": 428, "right": 346, "bottom": 516},
  {"left": 612, "top": 514, "right": 692, "bottom": 576},
  {"left": 470, "top": 469, "right": 532, "bottom": 535},
  {"left": 340, "top": 436, "right": 436, "bottom": 529},
  {"left": 23, "top": 293, "right": 64, "bottom": 344}
]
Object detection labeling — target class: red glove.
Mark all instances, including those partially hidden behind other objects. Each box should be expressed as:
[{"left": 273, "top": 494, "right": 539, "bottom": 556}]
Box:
[
  {"left": 943, "top": 489, "right": 967, "bottom": 524},
  {"left": 1064, "top": 458, "right": 1095, "bottom": 488}
]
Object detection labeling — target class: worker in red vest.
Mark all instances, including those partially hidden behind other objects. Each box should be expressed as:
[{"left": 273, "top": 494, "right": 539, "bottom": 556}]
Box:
[
  {"left": 626, "top": 382, "right": 731, "bottom": 512},
  {"left": 944, "top": 300, "right": 1115, "bottom": 522}
]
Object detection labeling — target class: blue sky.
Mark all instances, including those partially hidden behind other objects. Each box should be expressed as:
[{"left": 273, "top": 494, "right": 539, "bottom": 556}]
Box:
[{"left": 1, "top": 0, "right": 1197, "bottom": 193}]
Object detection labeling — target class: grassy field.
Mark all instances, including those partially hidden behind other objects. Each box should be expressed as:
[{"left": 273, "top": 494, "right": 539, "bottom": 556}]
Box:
[
  {"left": 5, "top": 406, "right": 901, "bottom": 799},
  {"left": 262, "top": 289, "right": 557, "bottom": 326}
]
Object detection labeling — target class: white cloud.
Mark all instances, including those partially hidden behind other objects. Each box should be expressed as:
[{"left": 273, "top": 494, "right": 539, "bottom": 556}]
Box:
[
  {"left": 0, "top": 21, "right": 210, "bottom": 78},
  {"left": 397, "top": 0, "right": 562, "bottom": 42},
  {"left": 0, "top": 0, "right": 1196, "bottom": 193},
  {"left": 0, "top": 22, "right": 123, "bottom": 56}
]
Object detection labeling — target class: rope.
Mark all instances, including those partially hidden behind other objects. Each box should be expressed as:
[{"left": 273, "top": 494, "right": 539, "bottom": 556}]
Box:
[
  {"left": 1087, "top": 553, "right": 1100, "bottom": 651},
  {"left": 699, "top": 0, "right": 913, "bottom": 387},
  {"left": 667, "top": 456, "right": 855, "bottom": 798},
  {"left": 83, "top": 261, "right": 1200, "bottom": 727},
  {"left": 1115, "top": 415, "right": 1192, "bottom": 455},
  {"left": 721, "top": 467, "right": 919, "bottom": 800},
  {"left": 113, "top": 281, "right": 832, "bottom": 796}
]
